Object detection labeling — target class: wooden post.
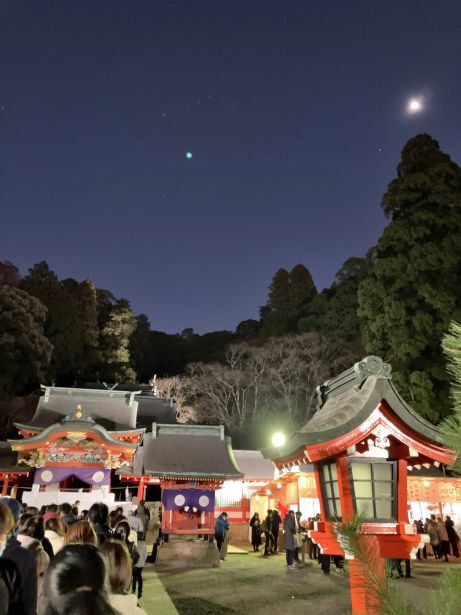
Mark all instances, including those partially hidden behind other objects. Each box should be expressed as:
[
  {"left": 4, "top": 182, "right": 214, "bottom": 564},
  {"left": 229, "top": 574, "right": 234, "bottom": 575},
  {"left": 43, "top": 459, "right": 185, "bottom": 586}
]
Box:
[
  {"left": 1, "top": 477, "right": 9, "bottom": 496},
  {"left": 349, "top": 535, "right": 386, "bottom": 615},
  {"left": 397, "top": 459, "right": 408, "bottom": 523}
]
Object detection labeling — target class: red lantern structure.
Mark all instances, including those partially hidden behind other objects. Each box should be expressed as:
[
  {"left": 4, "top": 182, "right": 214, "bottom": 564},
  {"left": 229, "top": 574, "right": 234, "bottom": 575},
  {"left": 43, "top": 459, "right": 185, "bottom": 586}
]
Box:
[{"left": 267, "top": 356, "right": 456, "bottom": 614}]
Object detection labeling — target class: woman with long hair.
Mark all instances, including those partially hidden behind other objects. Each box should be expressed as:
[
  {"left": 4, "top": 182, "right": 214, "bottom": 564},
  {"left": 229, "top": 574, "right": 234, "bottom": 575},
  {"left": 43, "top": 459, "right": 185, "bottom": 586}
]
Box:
[
  {"left": 45, "top": 516, "right": 65, "bottom": 555},
  {"left": 98, "top": 539, "right": 147, "bottom": 614},
  {"left": 249, "top": 512, "right": 262, "bottom": 552},
  {"left": 18, "top": 515, "right": 50, "bottom": 609},
  {"left": 113, "top": 520, "right": 139, "bottom": 566},
  {"left": 43, "top": 544, "right": 117, "bottom": 615}
]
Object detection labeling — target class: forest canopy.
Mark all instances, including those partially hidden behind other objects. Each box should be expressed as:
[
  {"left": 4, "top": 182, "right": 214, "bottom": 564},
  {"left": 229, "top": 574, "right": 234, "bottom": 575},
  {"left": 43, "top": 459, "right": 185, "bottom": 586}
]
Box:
[{"left": 1, "top": 133, "right": 461, "bottom": 445}]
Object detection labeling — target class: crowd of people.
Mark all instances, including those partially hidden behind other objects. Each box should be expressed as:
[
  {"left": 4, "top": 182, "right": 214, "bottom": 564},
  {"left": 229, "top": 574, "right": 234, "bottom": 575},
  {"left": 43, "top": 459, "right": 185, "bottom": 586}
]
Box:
[
  {"left": 416, "top": 514, "right": 460, "bottom": 561},
  {"left": 0, "top": 496, "right": 150, "bottom": 615},
  {"left": 249, "top": 509, "right": 342, "bottom": 573}
]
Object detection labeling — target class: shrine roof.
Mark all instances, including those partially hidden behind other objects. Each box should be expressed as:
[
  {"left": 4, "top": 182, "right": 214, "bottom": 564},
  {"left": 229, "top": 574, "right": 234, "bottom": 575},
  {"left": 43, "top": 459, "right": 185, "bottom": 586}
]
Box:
[
  {"left": 9, "top": 419, "right": 142, "bottom": 449},
  {"left": 233, "top": 450, "right": 275, "bottom": 480},
  {"left": 266, "top": 356, "right": 446, "bottom": 461},
  {"left": 141, "top": 424, "right": 243, "bottom": 480},
  {"left": 27, "top": 385, "right": 141, "bottom": 431}
]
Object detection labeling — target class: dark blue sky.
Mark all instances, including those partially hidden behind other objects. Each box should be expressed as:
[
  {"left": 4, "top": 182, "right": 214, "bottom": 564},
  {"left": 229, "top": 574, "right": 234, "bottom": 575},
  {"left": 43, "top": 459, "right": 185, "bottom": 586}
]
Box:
[{"left": 1, "top": 1, "right": 460, "bottom": 333}]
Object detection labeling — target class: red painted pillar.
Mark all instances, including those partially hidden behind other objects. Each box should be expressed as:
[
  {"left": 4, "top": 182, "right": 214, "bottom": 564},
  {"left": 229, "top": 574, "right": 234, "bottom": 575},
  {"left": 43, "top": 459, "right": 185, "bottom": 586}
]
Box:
[
  {"left": 349, "top": 535, "right": 386, "bottom": 615},
  {"left": 337, "top": 455, "right": 355, "bottom": 521},
  {"left": 137, "top": 477, "right": 145, "bottom": 502},
  {"left": 1, "top": 477, "right": 9, "bottom": 496}
]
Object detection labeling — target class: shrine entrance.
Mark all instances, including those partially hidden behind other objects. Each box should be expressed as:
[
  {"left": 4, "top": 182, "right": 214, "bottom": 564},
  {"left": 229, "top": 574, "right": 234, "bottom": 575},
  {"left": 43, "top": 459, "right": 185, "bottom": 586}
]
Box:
[{"left": 59, "top": 474, "right": 91, "bottom": 491}]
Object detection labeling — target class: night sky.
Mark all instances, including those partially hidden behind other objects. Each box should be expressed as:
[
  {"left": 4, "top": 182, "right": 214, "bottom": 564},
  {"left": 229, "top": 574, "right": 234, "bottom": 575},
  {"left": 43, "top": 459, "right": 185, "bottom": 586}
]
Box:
[{"left": 1, "top": 1, "right": 461, "bottom": 333}]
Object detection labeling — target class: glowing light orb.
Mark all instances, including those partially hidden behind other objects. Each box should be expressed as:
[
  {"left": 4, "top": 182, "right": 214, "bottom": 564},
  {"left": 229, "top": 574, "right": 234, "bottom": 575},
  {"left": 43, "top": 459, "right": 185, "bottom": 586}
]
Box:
[
  {"left": 271, "top": 432, "right": 286, "bottom": 447},
  {"left": 185, "top": 151, "right": 193, "bottom": 159},
  {"left": 407, "top": 98, "right": 423, "bottom": 114}
]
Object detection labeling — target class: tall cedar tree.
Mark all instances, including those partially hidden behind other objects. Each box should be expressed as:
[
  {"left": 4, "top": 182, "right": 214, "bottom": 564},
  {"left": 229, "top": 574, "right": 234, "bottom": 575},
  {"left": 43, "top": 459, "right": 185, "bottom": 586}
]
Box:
[
  {"left": 100, "top": 301, "right": 137, "bottom": 383},
  {"left": 76, "top": 280, "right": 102, "bottom": 379},
  {"left": 0, "top": 286, "right": 53, "bottom": 395},
  {"left": 261, "top": 265, "right": 316, "bottom": 336},
  {"left": 21, "top": 264, "right": 84, "bottom": 383},
  {"left": 358, "top": 134, "right": 461, "bottom": 421},
  {"left": 441, "top": 322, "right": 461, "bottom": 474},
  {"left": 299, "top": 256, "right": 369, "bottom": 342}
]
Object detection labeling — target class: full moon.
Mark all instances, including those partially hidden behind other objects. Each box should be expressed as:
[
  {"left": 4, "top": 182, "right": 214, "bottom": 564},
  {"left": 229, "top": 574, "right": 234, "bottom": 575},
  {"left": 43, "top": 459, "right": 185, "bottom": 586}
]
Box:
[{"left": 407, "top": 98, "right": 423, "bottom": 114}]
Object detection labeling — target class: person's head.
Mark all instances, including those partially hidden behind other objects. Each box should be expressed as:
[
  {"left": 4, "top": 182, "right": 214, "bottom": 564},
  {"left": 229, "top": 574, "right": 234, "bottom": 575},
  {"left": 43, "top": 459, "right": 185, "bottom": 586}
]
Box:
[
  {"left": 295, "top": 511, "right": 302, "bottom": 519},
  {"left": 221, "top": 512, "right": 228, "bottom": 520},
  {"left": 115, "top": 507, "right": 123, "bottom": 515},
  {"left": 19, "top": 512, "right": 34, "bottom": 527},
  {"left": 98, "top": 539, "right": 132, "bottom": 594},
  {"left": 21, "top": 502, "right": 28, "bottom": 514},
  {"left": 88, "top": 503, "right": 108, "bottom": 526},
  {"left": 254, "top": 512, "right": 259, "bottom": 519},
  {"left": 60, "top": 503, "right": 72, "bottom": 517},
  {"left": 26, "top": 506, "right": 39, "bottom": 515},
  {"left": 64, "top": 520, "right": 97, "bottom": 546},
  {"left": 71, "top": 506, "right": 79, "bottom": 517},
  {"left": 19, "top": 515, "right": 45, "bottom": 541},
  {"left": 288, "top": 510, "right": 295, "bottom": 517},
  {"left": 40, "top": 505, "right": 47, "bottom": 516},
  {"left": 46, "top": 516, "right": 65, "bottom": 537},
  {"left": 0, "top": 497, "right": 21, "bottom": 527},
  {"left": 0, "top": 502, "right": 15, "bottom": 556},
  {"left": 46, "top": 504, "right": 59, "bottom": 514},
  {"left": 44, "top": 544, "right": 117, "bottom": 615},
  {"left": 113, "top": 520, "right": 131, "bottom": 543},
  {"left": 430, "top": 514, "right": 436, "bottom": 521}
]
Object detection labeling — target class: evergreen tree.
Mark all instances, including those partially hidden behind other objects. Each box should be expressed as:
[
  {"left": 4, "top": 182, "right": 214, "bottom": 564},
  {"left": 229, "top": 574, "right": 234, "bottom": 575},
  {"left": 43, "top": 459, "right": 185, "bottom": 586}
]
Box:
[
  {"left": 358, "top": 134, "right": 461, "bottom": 421},
  {"left": 77, "top": 279, "right": 101, "bottom": 379},
  {"left": 261, "top": 265, "right": 317, "bottom": 337},
  {"left": 0, "top": 261, "right": 20, "bottom": 287},
  {"left": 0, "top": 286, "right": 53, "bottom": 395},
  {"left": 289, "top": 264, "right": 317, "bottom": 323},
  {"left": 260, "top": 268, "right": 292, "bottom": 336},
  {"left": 101, "top": 301, "right": 137, "bottom": 383},
  {"left": 441, "top": 321, "right": 461, "bottom": 473},
  {"left": 299, "top": 256, "right": 369, "bottom": 343},
  {"left": 21, "top": 265, "right": 86, "bottom": 383},
  {"left": 129, "top": 313, "right": 153, "bottom": 382}
]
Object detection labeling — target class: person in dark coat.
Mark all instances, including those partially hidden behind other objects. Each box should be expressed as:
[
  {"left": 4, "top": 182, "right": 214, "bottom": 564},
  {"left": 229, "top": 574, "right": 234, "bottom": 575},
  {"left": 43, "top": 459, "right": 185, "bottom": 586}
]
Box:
[
  {"left": 271, "top": 509, "right": 282, "bottom": 553},
  {"left": 0, "top": 497, "right": 37, "bottom": 615},
  {"left": 445, "top": 516, "right": 459, "bottom": 558},
  {"left": 249, "top": 513, "right": 262, "bottom": 552},
  {"left": 262, "top": 510, "right": 274, "bottom": 556},
  {"left": 214, "top": 512, "right": 229, "bottom": 554},
  {"left": 283, "top": 510, "right": 297, "bottom": 568}
]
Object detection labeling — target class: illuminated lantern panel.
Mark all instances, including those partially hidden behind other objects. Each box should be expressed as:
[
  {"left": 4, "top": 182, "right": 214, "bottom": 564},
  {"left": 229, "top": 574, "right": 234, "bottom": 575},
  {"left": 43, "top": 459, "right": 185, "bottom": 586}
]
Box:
[
  {"left": 350, "top": 460, "right": 396, "bottom": 521},
  {"left": 320, "top": 462, "right": 342, "bottom": 519}
]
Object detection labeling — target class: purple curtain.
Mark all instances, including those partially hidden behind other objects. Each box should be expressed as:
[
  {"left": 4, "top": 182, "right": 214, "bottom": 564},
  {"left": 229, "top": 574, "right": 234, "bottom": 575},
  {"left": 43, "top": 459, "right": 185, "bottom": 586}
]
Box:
[
  {"left": 162, "top": 489, "right": 215, "bottom": 512},
  {"left": 34, "top": 467, "right": 111, "bottom": 486}
]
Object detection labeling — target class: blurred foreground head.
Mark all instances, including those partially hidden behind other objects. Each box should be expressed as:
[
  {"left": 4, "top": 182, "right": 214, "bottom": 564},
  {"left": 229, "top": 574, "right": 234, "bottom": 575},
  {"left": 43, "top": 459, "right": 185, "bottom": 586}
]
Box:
[{"left": 44, "top": 544, "right": 117, "bottom": 615}]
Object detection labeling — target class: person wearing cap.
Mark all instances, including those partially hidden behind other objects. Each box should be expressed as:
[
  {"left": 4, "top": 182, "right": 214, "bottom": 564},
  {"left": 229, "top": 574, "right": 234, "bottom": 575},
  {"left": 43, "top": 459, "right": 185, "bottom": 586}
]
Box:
[{"left": 0, "top": 497, "right": 37, "bottom": 615}]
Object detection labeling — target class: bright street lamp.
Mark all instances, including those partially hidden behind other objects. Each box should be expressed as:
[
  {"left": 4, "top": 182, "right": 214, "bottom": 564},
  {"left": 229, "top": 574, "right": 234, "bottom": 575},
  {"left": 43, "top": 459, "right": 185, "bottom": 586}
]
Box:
[{"left": 271, "top": 432, "right": 286, "bottom": 447}]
